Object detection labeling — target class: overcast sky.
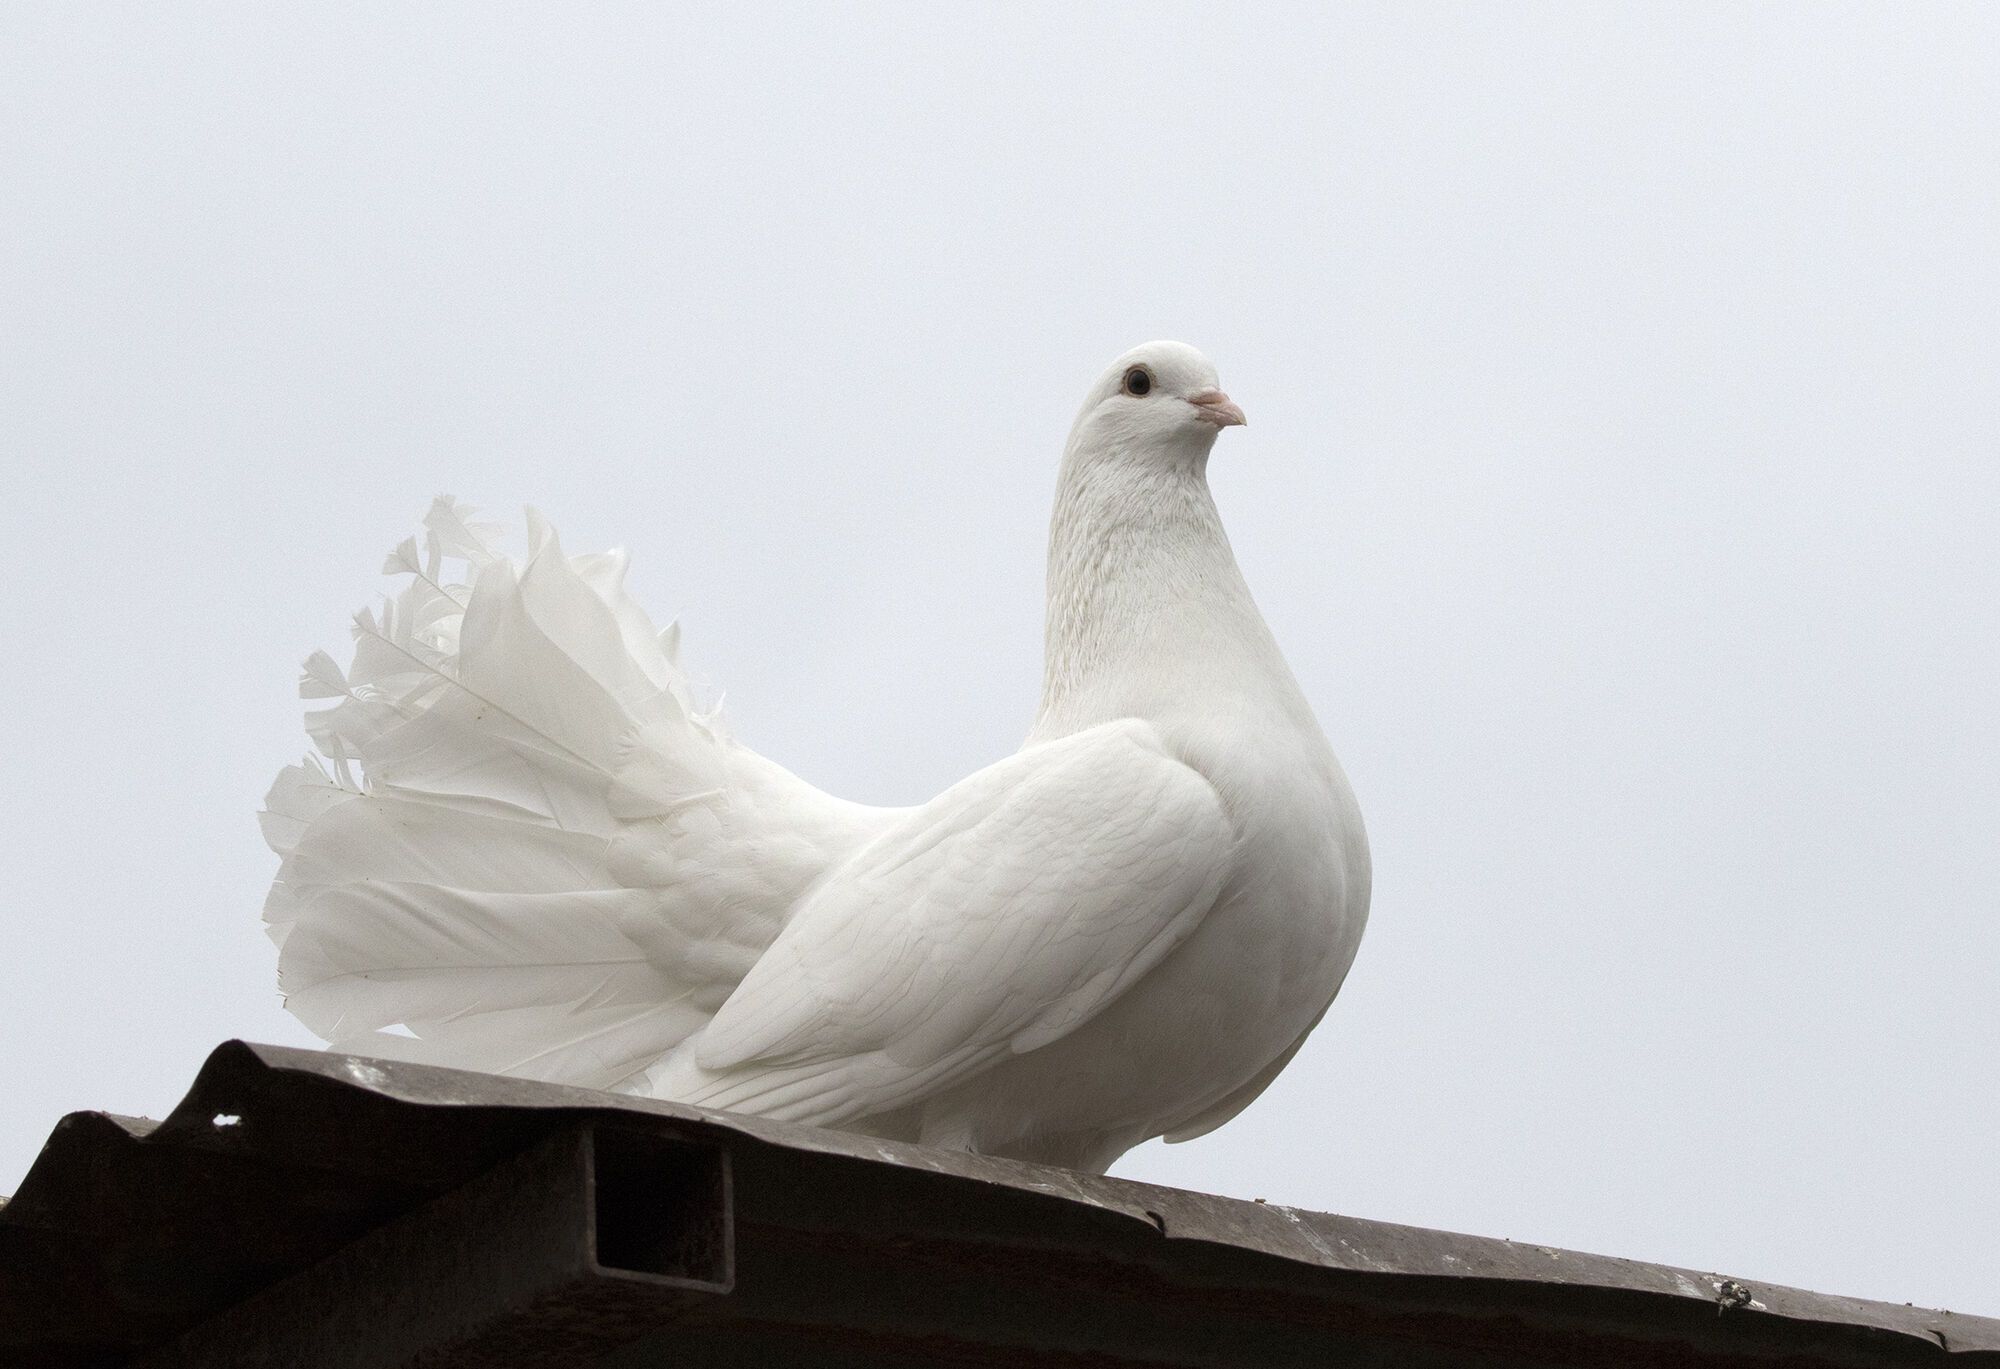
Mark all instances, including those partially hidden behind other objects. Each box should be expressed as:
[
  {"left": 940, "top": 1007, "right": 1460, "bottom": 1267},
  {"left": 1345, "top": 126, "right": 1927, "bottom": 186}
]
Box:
[{"left": 3, "top": 2, "right": 1995, "bottom": 1316}]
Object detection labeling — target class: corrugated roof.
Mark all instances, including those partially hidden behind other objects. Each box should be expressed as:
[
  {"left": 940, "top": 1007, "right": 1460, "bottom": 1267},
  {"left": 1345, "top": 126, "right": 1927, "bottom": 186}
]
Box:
[{"left": 2, "top": 1040, "right": 1992, "bottom": 1367}]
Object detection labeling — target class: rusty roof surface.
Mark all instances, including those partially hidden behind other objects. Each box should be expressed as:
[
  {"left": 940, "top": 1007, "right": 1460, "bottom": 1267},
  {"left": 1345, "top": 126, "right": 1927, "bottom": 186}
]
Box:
[{"left": 2, "top": 1039, "right": 1993, "bottom": 1367}]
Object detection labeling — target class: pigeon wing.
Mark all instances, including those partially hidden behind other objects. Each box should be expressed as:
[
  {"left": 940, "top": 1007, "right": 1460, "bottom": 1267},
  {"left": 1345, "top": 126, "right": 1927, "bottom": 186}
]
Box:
[{"left": 656, "top": 718, "right": 1234, "bottom": 1125}]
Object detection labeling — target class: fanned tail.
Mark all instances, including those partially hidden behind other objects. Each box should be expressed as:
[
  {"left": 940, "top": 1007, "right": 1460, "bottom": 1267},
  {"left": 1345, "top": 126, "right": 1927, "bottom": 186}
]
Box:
[{"left": 263, "top": 498, "right": 885, "bottom": 1092}]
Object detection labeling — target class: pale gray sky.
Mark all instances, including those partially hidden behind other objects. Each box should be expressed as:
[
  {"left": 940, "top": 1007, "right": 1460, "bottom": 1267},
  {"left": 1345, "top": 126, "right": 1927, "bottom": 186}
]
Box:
[{"left": 3, "top": 2, "right": 1995, "bottom": 1315}]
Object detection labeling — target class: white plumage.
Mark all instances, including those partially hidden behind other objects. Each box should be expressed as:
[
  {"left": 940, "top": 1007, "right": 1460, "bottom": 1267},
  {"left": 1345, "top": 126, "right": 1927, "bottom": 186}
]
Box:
[{"left": 263, "top": 342, "right": 1370, "bottom": 1173}]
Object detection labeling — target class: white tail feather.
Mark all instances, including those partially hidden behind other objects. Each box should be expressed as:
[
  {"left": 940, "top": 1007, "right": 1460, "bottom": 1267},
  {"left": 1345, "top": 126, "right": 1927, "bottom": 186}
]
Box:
[{"left": 264, "top": 498, "right": 890, "bottom": 1092}]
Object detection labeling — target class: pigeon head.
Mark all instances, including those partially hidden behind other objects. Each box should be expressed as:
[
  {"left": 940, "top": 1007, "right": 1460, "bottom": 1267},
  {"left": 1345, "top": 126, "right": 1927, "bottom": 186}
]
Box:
[{"left": 1067, "top": 341, "right": 1247, "bottom": 465}]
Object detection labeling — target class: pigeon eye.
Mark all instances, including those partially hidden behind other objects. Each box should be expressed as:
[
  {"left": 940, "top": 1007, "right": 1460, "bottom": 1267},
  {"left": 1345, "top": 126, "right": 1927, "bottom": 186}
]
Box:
[{"left": 1122, "top": 367, "right": 1152, "bottom": 397}]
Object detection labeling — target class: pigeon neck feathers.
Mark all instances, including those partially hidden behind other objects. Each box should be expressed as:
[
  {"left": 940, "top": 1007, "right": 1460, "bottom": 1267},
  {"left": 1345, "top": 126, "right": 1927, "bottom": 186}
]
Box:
[{"left": 1034, "top": 429, "right": 1290, "bottom": 742}]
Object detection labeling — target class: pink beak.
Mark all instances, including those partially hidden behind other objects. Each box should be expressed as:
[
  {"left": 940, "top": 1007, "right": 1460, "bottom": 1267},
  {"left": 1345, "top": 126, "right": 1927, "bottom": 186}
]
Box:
[{"left": 1188, "top": 389, "right": 1247, "bottom": 428}]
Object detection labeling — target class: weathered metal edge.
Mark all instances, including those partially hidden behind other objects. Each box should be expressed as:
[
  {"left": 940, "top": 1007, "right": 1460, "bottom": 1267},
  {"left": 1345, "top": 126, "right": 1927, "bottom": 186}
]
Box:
[{"left": 119, "top": 1039, "right": 1993, "bottom": 1356}]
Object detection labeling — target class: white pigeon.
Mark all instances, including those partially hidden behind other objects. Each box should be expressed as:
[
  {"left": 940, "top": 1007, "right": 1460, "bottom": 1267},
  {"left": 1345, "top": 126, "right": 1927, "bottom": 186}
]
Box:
[{"left": 262, "top": 342, "right": 1370, "bottom": 1174}]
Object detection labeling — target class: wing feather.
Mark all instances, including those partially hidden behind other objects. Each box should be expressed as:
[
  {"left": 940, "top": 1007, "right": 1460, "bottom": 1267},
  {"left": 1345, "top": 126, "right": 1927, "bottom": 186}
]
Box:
[{"left": 646, "top": 719, "right": 1235, "bottom": 1124}]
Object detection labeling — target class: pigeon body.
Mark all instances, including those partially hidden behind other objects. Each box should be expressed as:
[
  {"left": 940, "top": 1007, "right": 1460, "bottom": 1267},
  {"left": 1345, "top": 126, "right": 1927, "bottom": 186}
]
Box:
[{"left": 264, "top": 342, "right": 1369, "bottom": 1174}]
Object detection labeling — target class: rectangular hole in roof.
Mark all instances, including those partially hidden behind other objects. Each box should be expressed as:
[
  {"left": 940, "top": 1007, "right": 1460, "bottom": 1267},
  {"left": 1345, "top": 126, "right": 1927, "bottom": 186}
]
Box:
[{"left": 590, "top": 1126, "right": 730, "bottom": 1288}]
